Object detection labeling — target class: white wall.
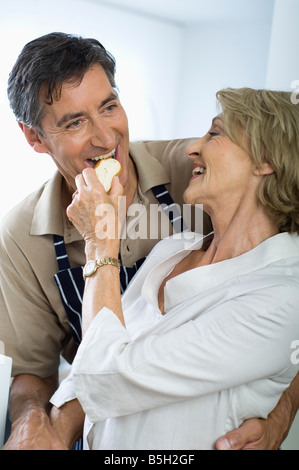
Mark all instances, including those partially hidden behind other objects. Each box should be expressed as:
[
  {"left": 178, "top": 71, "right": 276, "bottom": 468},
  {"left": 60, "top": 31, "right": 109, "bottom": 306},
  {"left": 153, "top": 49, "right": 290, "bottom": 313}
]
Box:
[
  {"left": 266, "top": 0, "right": 299, "bottom": 90},
  {"left": 176, "top": 18, "right": 274, "bottom": 138}
]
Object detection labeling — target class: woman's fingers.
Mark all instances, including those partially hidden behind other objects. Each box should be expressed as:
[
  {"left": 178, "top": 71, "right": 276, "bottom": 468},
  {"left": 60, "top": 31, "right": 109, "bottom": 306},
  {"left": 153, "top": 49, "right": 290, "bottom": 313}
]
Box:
[
  {"left": 81, "top": 168, "right": 100, "bottom": 187},
  {"left": 75, "top": 172, "right": 87, "bottom": 189},
  {"left": 109, "top": 176, "right": 123, "bottom": 198},
  {"left": 67, "top": 169, "right": 124, "bottom": 244}
]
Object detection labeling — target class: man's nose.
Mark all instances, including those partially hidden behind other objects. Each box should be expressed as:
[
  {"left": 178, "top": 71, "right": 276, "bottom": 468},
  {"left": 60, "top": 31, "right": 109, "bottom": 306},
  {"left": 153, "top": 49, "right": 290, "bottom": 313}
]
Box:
[{"left": 90, "top": 118, "right": 115, "bottom": 150}]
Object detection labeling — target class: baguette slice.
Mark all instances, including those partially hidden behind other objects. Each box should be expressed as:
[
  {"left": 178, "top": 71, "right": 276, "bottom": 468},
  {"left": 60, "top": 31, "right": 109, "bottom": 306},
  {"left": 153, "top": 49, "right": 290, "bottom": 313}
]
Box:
[{"left": 95, "top": 158, "right": 122, "bottom": 193}]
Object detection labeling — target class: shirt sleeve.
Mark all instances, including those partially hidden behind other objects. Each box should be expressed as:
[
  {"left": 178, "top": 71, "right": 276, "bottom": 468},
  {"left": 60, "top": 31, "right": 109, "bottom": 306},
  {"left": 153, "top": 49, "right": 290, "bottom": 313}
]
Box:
[
  {"left": 50, "top": 371, "right": 77, "bottom": 407},
  {"left": 72, "top": 283, "right": 299, "bottom": 423}
]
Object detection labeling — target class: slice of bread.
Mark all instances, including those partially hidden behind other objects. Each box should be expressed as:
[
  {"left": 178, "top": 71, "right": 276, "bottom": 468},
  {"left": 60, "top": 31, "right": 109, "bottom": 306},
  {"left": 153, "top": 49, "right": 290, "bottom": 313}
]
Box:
[{"left": 95, "top": 158, "right": 122, "bottom": 192}]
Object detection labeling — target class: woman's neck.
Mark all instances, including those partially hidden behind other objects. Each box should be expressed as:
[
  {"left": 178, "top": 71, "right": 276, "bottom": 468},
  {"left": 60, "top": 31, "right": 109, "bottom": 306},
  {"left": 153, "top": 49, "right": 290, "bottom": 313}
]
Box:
[{"left": 205, "top": 199, "right": 279, "bottom": 264}]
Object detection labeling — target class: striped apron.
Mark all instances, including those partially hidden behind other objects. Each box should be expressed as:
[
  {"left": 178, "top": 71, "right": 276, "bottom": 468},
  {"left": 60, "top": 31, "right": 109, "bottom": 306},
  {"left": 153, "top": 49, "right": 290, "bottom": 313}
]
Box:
[{"left": 53, "top": 184, "right": 187, "bottom": 449}]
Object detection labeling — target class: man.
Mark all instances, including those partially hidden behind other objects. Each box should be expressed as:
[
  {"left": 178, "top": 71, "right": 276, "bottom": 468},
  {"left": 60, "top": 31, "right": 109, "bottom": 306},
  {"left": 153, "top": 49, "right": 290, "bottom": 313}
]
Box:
[{"left": 1, "top": 32, "right": 296, "bottom": 450}]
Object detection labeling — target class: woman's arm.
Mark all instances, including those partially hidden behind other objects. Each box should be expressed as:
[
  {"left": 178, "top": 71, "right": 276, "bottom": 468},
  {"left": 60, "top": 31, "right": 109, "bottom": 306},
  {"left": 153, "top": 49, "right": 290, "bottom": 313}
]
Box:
[
  {"left": 67, "top": 168, "right": 125, "bottom": 334},
  {"left": 82, "top": 263, "right": 123, "bottom": 333}
]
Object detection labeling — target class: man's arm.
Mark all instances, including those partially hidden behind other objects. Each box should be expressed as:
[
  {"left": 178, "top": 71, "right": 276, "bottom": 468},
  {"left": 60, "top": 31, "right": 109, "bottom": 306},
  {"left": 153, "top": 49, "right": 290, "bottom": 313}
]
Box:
[
  {"left": 2, "top": 374, "right": 68, "bottom": 450},
  {"left": 50, "top": 399, "right": 85, "bottom": 450},
  {"left": 216, "top": 371, "right": 299, "bottom": 450}
]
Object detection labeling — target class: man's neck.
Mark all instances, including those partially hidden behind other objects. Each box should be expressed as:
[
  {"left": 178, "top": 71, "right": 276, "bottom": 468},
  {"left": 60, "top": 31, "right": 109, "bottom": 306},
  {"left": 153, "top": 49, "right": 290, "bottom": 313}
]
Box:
[
  {"left": 123, "top": 157, "right": 138, "bottom": 212},
  {"left": 61, "top": 178, "right": 73, "bottom": 212}
]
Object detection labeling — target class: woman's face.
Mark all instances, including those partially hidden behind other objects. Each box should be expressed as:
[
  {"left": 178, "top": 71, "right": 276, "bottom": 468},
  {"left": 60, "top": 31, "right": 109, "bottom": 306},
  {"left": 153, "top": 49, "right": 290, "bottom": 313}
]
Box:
[{"left": 183, "top": 115, "right": 258, "bottom": 213}]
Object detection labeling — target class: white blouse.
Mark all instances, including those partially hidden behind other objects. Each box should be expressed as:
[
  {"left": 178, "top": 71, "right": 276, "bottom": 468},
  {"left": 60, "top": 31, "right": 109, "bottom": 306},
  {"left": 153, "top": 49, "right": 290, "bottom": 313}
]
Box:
[{"left": 52, "top": 231, "right": 299, "bottom": 450}]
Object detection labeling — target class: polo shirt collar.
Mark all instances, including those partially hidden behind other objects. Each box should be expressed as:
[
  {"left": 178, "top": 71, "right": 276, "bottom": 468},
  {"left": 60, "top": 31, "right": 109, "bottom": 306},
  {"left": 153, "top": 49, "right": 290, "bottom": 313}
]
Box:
[
  {"left": 129, "top": 142, "right": 170, "bottom": 194},
  {"left": 30, "top": 171, "right": 82, "bottom": 243},
  {"left": 30, "top": 171, "right": 63, "bottom": 236}
]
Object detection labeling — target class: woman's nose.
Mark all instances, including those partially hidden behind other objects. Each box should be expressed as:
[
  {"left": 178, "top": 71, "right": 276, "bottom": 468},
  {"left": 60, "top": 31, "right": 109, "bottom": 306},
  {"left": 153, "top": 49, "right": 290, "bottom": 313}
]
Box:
[
  {"left": 90, "top": 118, "right": 115, "bottom": 150},
  {"left": 185, "top": 137, "right": 203, "bottom": 159}
]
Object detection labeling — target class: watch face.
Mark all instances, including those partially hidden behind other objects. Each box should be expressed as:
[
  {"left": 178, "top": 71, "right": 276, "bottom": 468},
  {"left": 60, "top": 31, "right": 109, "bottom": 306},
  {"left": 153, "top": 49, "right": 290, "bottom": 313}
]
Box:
[{"left": 84, "top": 260, "right": 97, "bottom": 277}]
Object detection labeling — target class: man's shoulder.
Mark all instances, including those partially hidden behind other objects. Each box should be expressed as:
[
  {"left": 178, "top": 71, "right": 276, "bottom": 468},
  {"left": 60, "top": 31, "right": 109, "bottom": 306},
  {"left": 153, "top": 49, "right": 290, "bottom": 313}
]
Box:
[
  {"left": 0, "top": 183, "right": 46, "bottom": 243},
  {"left": 130, "top": 137, "right": 196, "bottom": 160},
  {"left": 130, "top": 137, "right": 197, "bottom": 180}
]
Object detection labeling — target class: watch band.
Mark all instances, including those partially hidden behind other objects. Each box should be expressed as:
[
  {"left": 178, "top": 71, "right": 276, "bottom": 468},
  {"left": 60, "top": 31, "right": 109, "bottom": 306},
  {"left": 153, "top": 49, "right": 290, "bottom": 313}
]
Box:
[
  {"left": 96, "top": 257, "right": 120, "bottom": 270},
  {"left": 83, "top": 257, "right": 121, "bottom": 280}
]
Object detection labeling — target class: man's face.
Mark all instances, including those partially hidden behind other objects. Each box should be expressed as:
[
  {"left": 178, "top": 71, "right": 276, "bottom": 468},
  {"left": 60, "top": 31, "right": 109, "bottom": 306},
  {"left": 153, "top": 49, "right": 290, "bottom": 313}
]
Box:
[{"left": 37, "top": 65, "right": 131, "bottom": 193}]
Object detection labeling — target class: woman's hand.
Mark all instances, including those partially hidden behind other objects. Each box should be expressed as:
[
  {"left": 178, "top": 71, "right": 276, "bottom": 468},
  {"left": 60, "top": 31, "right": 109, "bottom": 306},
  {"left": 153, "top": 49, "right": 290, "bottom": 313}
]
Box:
[
  {"left": 67, "top": 168, "right": 124, "bottom": 257},
  {"left": 67, "top": 168, "right": 125, "bottom": 333}
]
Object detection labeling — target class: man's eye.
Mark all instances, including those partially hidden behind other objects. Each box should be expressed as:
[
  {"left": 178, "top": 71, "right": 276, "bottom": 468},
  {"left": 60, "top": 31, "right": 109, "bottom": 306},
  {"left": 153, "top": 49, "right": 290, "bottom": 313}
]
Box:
[
  {"left": 105, "top": 104, "right": 117, "bottom": 112},
  {"left": 101, "top": 102, "right": 119, "bottom": 115},
  {"left": 67, "top": 120, "right": 81, "bottom": 129}
]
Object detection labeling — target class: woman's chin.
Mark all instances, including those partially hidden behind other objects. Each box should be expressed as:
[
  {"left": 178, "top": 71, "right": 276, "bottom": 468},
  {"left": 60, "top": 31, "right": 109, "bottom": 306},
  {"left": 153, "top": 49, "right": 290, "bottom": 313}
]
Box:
[{"left": 183, "top": 185, "right": 199, "bottom": 206}]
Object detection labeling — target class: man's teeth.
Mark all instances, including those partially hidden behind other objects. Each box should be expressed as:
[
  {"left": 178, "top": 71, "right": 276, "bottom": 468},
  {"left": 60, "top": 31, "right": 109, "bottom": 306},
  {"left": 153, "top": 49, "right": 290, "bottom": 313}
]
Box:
[
  {"left": 90, "top": 149, "right": 116, "bottom": 162},
  {"left": 192, "top": 166, "right": 206, "bottom": 176}
]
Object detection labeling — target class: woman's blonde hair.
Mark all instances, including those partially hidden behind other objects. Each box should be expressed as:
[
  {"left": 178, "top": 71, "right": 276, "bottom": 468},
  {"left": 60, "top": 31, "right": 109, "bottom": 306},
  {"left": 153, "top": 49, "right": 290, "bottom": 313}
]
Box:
[{"left": 216, "top": 88, "right": 299, "bottom": 234}]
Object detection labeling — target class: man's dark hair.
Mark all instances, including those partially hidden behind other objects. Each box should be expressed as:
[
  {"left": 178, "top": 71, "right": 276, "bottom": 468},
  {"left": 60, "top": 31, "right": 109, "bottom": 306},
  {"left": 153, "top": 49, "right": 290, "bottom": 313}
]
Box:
[{"left": 7, "top": 32, "right": 117, "bottom": 134}]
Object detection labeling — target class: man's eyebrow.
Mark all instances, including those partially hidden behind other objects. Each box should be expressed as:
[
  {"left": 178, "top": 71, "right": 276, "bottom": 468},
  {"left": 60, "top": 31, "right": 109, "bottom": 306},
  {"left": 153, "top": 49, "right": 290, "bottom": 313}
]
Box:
[
  {"left": 57, "top": 112, "right": 84, "bottom": 128},
  {"left": 101, "top": 92, "right": 119, "bottom": 107},
  {"left": 56, "top": 92, "right": 119, "bottom": 128}
]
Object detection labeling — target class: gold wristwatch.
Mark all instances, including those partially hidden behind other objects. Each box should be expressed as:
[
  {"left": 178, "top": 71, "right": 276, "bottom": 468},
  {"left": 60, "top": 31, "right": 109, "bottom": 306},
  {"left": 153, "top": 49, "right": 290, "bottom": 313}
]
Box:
[{"left": 83, "top": 257, "right": 121, "bottom": 280}]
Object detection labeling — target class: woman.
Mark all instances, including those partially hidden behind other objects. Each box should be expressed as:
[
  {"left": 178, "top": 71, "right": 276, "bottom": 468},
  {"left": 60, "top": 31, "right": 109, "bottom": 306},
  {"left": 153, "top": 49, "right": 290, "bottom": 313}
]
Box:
[{"left": 61, "top": 88, "right": 299, "bottom": 449}]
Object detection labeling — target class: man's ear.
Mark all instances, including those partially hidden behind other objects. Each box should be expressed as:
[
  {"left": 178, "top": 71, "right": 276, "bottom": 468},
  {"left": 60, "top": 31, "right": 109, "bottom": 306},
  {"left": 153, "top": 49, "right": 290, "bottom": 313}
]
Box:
[
  {"left": 253, "top": 162, "right": 275, "bottom": 176},
  {"left": 18, "top": 122, "right": 49, "bottom": 154}
]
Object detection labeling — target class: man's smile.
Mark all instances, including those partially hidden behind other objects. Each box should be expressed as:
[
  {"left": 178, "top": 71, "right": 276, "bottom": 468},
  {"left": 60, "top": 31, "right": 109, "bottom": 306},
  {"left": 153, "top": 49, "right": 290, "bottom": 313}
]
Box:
[{"left": 85, "top": 147, "right": 117, "bottom": 167}]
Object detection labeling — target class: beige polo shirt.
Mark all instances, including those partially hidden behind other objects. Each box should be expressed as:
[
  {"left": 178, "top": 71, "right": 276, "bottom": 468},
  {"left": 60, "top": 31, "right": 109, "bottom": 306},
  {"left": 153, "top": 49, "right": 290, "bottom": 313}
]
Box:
[{"left": 0, "top": 138, "right": 211, "bottom": 378}]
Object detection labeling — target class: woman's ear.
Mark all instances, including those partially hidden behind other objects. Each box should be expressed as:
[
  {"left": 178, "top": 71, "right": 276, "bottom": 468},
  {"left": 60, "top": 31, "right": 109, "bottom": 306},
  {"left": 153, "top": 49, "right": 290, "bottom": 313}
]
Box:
[
  {"left": 18, "top": 122, "right": 49, "bottom": 154},
  {"left": 253, "top": 162, "right": 274, "bottom": 176}
]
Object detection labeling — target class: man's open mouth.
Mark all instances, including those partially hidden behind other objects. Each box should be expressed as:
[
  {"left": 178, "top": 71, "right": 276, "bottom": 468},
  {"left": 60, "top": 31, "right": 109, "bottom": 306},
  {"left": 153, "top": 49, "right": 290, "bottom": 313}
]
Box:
[{"left": 86, "top": 148, "right": 116, "bottom": 167}]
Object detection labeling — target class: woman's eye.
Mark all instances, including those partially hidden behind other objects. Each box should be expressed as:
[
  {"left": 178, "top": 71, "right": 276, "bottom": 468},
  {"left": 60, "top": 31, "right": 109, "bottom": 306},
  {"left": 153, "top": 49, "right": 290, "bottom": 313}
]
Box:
[{"left": 209, "top": 131, "right": 220, "bottom": 137}]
